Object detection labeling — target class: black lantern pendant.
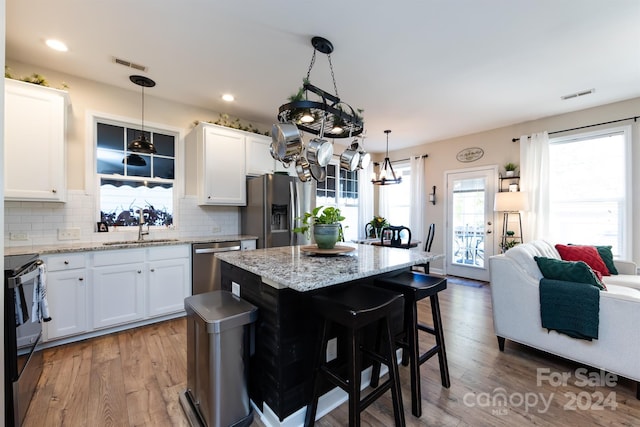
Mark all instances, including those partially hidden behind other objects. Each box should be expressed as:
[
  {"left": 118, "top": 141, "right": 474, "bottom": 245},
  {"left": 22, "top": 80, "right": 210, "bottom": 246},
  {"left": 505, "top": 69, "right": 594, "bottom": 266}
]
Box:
[
  {"left": 128, "top": 75, "right": 157, "bottom": 154},
  {"left": 372, "top": 130, "right": 402, "bottom": 185}
]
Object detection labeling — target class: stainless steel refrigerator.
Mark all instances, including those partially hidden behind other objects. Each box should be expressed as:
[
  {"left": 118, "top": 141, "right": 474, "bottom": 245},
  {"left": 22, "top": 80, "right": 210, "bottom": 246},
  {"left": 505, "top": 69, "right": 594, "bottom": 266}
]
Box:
[{"left": 241, "top": 174, "right": 316, "bottom": 248}]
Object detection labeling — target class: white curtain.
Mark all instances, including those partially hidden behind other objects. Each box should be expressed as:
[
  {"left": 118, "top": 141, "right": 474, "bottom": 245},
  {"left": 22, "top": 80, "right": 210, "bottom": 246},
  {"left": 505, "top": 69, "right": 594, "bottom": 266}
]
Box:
[
  {"left": 358, "top": 162, "right": 374, "bottom": 238},
  {"left": 519, "top": 131, "right": 550, "bottom": 241},
  {"left": 409, "top": 156, "right": 426, "bottom": 243}
]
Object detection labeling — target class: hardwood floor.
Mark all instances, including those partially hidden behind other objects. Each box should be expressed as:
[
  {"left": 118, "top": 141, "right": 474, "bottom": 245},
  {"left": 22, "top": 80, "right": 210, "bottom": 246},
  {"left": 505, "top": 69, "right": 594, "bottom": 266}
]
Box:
[{"left": 24, "top": 277, "right": 640, "bottom": 426}]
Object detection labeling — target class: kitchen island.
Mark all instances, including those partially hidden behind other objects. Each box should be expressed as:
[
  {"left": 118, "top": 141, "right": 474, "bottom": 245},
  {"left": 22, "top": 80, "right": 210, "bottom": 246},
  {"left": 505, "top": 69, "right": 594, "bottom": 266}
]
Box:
[{"left": 217, "top": 243, "right": 443, "bottom": 427}]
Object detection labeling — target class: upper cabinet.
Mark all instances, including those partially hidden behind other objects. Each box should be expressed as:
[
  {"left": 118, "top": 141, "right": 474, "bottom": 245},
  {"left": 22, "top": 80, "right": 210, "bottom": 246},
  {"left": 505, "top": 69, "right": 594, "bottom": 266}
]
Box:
[
  {"left": 246, "top": 133, "right": 276, "bottom": 176},
  {"left": 4, "top": 78, "right": 68, "bottom": 202}
]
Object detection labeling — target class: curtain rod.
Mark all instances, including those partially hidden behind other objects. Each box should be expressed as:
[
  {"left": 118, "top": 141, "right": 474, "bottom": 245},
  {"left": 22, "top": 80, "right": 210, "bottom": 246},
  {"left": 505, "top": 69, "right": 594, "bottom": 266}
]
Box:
[
  {"left": 511, "top": 115, "right": 639, "bottom": 142},
  {"left": 374, "top": 154, "right": 428, "bottom": 165}
]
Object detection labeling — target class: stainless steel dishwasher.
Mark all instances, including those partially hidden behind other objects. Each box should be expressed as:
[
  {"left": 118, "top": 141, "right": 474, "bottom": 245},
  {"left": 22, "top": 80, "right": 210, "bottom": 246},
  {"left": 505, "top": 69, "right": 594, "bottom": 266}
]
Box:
[{"left": 192, "top": 241, "right": 242, "bottom": 295}]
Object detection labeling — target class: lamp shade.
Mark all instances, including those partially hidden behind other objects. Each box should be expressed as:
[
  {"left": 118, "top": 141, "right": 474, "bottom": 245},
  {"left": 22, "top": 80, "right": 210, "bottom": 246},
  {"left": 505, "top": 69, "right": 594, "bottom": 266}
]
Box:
[{"left": 494, "top": 191, "right": 529, "bottom": 212}]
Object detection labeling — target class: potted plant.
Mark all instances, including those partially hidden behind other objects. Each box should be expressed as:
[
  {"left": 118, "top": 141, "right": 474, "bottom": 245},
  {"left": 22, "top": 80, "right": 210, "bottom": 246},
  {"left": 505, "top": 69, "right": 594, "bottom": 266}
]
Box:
[
  {"left": 368, "top": 216, "right": 389, "bottom": 238},
  {"left": 293, "top": 205, "right": 345, "bottom": 249},
  {"left": 504, "top": 162, "right": 518, "bottom": 177}
]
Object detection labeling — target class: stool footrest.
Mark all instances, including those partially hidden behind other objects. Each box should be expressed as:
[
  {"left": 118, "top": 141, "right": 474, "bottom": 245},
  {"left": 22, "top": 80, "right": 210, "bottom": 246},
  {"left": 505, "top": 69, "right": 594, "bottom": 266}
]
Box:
[
  {"left": 360, "top": 347, "right": 389, "bottom": 366},
  {"left": 361, "top": 379, "right": 392, "bottom": 410},
  {"left": 417, "top": 322, "right": 435, "bottom": 335},
  {"left": 419, "top": 345, "right": 441, "bottom": 365},
  {"left": 320, "top": 366, "right": 349, "bottom": 390}
]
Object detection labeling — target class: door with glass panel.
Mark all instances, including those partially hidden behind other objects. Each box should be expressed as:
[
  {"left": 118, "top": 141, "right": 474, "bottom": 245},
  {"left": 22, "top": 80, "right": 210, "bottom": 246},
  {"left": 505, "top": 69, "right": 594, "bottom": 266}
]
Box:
[{"left": 445, "top": 167, "right": 497, "bottom": 281}]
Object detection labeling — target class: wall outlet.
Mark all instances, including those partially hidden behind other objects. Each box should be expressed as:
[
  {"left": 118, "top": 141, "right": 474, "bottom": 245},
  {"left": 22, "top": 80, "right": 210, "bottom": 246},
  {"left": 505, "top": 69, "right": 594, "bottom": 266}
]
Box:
[
  {"left": 10, "top": 232, "right": 29, "bottom": 241},
  {"left": 58, "top": 227, "right": 81, "bottom": 240},
  {"left": 326, "top": 337, "right": 337, "bottom": 362}
]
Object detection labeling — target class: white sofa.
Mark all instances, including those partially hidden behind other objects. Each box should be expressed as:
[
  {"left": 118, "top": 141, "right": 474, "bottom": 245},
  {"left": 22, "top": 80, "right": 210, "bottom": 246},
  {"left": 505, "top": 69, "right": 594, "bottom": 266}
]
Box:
[{"left": 489, "top": 240, "right": 640, "bottom": 398}]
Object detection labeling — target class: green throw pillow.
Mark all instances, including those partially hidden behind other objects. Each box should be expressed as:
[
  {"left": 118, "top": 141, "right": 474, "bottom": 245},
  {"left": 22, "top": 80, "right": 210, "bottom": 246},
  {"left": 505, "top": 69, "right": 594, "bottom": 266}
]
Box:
[
  {"left": 594, "top": 246, "right": 618, "bottom": 275},
  {"left": 534, "top": 256, "right": 606, "bottom": 290},
  {"left": 569, "top": 243, "right": 618, "bottom": 275}
]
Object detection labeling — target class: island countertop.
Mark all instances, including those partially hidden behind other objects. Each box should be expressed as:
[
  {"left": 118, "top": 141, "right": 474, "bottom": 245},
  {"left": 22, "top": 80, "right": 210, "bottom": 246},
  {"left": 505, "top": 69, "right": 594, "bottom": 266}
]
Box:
[{"left": 216, "top": 243, "right": 443, "bottom": 292}]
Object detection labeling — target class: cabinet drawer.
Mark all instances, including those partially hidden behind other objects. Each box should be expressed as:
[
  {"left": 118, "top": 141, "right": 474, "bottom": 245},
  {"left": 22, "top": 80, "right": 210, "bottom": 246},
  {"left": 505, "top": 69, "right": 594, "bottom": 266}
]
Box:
[
  {"left": 93, "top": 249, "right": 145, "bottom": 266},
  {"left": 147, "top": 244, "right": 190, "bottom": 261},
  {"left": 46, "top": 254, "right": 85, "bottom": 271}
]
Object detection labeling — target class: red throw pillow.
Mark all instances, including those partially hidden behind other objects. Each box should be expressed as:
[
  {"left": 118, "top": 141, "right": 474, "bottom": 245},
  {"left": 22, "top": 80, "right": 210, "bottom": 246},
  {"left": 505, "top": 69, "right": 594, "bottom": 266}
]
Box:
[{"left": 555, "top": 244, "right": 610, "bottom": 276}]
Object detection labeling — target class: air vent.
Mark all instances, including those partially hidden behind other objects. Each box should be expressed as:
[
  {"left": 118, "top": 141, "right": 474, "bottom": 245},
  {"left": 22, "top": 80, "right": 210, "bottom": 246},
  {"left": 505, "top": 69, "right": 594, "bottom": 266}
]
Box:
[
  {"left": 113, "top": 57, "right": 148, "bottom": 72},
  {"left": 561, "top": 88, "right": 595, "bottom": 101}
]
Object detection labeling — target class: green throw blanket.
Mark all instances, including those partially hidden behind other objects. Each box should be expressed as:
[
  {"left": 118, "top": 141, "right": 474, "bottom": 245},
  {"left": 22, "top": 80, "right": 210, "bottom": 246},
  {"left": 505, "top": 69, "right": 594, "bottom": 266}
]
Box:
[{"left": 539, "top": 278, "right": 600, "bottom": 341}]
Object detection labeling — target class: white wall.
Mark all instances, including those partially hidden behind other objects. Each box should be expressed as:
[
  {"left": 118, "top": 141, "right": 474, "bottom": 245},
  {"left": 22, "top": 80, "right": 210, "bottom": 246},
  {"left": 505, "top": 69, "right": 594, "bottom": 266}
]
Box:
[
  {"left": 4, "top": 60, "right": 271, "bottom": 247},
  {"left": 6, "top": 60, "right": 640, "bottom": 265},
  {"left": 384, "top": 96, "right": 640, "bottom": 268}
]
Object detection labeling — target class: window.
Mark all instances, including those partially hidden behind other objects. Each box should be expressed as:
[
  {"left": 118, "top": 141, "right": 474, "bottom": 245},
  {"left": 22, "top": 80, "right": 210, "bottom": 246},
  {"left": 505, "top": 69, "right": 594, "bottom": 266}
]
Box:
[
  {"left": 548, "top": 127, "right": 630, "bottom": 257},
  {"left": 96, "top": 120, "right": 176, "bottom": 227},
  {"left": 316, "top": 163, "right": 359, "bottom": 241},
  {"left": 380, "top": 162, "right": 411, "bottom": 227}
]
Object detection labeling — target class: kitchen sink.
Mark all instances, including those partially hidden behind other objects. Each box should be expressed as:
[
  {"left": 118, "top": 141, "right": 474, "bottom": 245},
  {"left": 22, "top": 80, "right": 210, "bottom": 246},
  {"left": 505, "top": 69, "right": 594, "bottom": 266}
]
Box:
[{"left": 102, "top": 239, "right": 180, "bottom": 246}]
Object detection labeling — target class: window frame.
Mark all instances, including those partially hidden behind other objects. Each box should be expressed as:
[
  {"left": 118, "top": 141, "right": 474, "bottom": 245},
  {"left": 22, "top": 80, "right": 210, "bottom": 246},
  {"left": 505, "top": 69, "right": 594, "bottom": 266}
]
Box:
[
  {"left": 88, "top": 111, "right": 184, "bottom": 231},
  {"left": 548, "top": 125, "right": 632, "bottom": 258},
  {"left": 315, "top": 158, "right": 361, "bottom": 240}
]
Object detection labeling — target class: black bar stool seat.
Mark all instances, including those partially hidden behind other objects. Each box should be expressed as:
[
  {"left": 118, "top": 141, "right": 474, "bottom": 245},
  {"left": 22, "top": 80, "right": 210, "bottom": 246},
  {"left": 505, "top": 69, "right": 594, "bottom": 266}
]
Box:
[
  {"left": 304, "top": 285, "right": 406, "bottom": 427},
  {"left": 373, "top": 271, "right": 450, "bottom": 418}
]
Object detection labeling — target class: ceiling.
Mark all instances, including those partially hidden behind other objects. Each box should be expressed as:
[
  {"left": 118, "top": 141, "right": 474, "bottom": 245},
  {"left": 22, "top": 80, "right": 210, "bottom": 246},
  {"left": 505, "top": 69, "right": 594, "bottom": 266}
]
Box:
[{"left": 6, "top": 0, "right": 640, "bottom": 153}]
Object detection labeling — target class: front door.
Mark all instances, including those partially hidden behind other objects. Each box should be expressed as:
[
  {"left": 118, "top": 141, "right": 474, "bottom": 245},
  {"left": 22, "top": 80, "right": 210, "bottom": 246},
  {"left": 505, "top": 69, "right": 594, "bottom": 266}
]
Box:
[{"left": 445, "top": 166, "right": 497, "bottom": 281}]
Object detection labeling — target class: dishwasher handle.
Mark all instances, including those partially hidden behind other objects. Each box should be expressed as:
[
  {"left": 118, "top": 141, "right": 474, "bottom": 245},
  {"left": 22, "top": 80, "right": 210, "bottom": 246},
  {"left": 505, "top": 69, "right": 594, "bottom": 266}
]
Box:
[{"left": 194, "top": 246, "right": 241, "bottom": 254}]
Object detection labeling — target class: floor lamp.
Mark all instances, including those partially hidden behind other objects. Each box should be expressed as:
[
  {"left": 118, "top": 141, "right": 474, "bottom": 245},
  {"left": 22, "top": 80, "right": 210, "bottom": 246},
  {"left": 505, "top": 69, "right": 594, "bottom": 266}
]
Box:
[{"left": 494, "top": 191, "right": 529, "bottom": 252}]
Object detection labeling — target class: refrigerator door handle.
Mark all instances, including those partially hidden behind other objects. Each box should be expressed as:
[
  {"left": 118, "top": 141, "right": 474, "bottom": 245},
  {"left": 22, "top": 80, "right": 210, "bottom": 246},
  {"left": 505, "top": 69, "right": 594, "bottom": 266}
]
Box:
[{"left": 290, "top": 180, "right": 297, "bottom": 246}]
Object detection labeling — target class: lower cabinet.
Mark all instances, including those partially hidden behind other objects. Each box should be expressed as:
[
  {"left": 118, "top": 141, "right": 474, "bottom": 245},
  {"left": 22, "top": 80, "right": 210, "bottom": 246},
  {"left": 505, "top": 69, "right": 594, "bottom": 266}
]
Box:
[
  {"left": 43, "top": 244, "right": 190, "bottom": 343},
  {"left": 147, "top": 247, "right": 190, "bottom": 317},
  {"left": 92, "top": 251, "right": 146, "bottom": 329},
  {"left": 44, "top": 254, "right": 88, "bottom": 340}
]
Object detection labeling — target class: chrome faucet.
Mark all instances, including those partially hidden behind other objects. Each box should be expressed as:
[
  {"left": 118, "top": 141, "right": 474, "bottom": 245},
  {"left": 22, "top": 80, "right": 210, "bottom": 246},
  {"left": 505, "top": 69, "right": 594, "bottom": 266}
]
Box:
[{"left": 138, "top": 208, "right": 149, "bottom": 241}]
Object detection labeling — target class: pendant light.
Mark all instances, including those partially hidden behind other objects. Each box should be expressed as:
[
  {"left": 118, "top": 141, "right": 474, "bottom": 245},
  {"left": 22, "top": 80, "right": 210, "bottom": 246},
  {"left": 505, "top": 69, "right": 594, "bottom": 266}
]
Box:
[
  {"left": 128, "top": 75, "right": 157, "bottom": 154},
  {"left": 372, "top": 130, "right": 402, "bottom": 185}
]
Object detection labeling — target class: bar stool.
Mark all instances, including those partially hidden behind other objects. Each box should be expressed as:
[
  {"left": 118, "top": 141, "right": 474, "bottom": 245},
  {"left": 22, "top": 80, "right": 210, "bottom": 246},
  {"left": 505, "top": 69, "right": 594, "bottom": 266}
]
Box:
[
  {"left": 373, "top": 272, "right": 450, "bottom": 417},
  {"left": 304, "top": 285, "right": 405, "bottom": 427}
]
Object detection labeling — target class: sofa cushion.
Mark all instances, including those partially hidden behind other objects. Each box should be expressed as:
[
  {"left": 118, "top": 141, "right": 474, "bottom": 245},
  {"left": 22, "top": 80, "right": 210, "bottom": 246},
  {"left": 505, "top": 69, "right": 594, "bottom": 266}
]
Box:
[
  {"left": 594, "top": 246, "right": 618, "bottom": 275},
  {"left": 534, "top": 256, "right": 606, "bottom": 290},
  {"left": 602, "top": 274, "right": 640, "bottom": 290},
  {"left": 555, "top": 244, "right": 610, "bottom": 276}
]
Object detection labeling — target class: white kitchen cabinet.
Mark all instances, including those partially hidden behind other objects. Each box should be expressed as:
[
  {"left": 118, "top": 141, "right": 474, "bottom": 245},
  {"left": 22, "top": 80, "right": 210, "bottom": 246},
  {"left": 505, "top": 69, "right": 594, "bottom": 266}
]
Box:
[
  {"left": 188, "top": 123, "right": 247, "bottom": 206},
  {"left": 43, "top": 254, "right": 88, "bottom": 340},
  {"left": 146, "top": 245, "right": 190, "bottom": 316},
  {"left": 4, "top": 78, "right": 68, "bottom": 202},
  {"left": 246, "top": 133, "right": 276, "bottom": 176},
  {"left": 92, "top": 249, "right": 146, "bottom": 329}
]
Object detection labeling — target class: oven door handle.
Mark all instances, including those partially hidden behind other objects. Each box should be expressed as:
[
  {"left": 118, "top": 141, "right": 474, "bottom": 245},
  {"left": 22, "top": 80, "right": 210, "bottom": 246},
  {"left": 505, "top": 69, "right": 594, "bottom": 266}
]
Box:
[{"left": 8, "top": 260, "right": 43, "bottom": 289}]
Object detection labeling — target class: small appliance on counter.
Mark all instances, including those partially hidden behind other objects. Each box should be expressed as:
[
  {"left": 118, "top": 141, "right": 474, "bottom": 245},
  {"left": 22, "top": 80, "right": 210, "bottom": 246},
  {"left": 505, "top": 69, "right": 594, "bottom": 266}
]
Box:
[{"left": 241, "top": 173, "right": 316, "bottom": 249}]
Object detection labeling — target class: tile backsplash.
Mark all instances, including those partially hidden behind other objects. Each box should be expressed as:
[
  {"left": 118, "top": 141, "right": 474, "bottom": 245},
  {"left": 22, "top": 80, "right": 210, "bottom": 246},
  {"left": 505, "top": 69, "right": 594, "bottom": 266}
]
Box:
[{"left": 4, "top": 190, "right": 241, "bottom": 247}]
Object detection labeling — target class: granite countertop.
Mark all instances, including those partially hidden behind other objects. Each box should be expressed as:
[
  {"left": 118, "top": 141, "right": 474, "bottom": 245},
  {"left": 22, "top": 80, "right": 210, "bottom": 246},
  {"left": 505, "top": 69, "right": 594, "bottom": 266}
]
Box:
[
  {"left": 4, "top": 234, "right": 258, "bottom": 256},
  {"left": 216, "top": 243, "right": 444, "bottom": 292}
]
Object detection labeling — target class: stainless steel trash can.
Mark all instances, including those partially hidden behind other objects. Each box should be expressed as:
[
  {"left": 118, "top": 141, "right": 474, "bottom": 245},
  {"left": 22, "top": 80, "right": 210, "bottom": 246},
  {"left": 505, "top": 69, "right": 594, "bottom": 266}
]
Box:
[{"left": 180, "top": 291, "right": 258, "bottom": 427}]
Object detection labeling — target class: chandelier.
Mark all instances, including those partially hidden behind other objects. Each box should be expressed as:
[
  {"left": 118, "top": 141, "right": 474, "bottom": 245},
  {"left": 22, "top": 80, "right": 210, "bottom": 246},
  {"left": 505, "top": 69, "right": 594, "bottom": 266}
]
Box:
[
  {"left": 277, "top": 36, "right": 364, "bottom": 139},
  {"left": 372, "top": 130, "right": 402, "bottom": 185}
]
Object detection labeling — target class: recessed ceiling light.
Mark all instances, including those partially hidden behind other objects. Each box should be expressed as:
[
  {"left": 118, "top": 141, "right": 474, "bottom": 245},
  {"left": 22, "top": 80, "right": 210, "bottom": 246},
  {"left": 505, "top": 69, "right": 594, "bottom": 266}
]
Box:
[
  {"left": 45, "top": 39, "right": 68, "bottom": 52},
  {"left": 222, "top": 94, "right": 235, "bottom": 102}
]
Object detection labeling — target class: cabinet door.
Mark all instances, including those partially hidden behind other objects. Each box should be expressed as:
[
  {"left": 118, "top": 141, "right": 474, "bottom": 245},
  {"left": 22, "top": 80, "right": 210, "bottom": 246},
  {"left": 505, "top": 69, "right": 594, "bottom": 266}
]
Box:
[
  {"left": 45, "top": 270, "right": 88, "bottom": 340},
  {"left": 92, "top": 264, "right": 145, "bottom": 329},
  {"left": 4, "top": 78, "right": 67, "bottom": 202},
  {"left": 147, "top": 257, "right": 190, "bottom": 316},
  {"left": 246, "top": 134, "right": 275, "bottom": 176},
  {"left": 201, "top": 125, "right": 246, "bottom": 205}
]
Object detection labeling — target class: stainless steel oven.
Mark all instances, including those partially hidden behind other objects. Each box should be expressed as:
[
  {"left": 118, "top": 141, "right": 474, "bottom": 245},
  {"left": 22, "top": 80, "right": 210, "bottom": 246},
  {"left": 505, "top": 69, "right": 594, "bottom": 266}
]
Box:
[{"left": 4, "top": 253, "right": 45, "bottom": 427}]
